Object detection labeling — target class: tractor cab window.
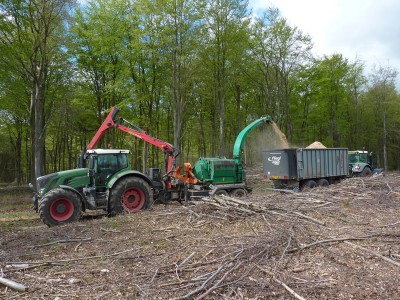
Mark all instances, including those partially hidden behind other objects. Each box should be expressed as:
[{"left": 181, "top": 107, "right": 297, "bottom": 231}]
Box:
[
  {"left": 348, "top": 153, "right": 358, "bottom": 164},
  {"left": 358, "top": 153, "right": 369, "bottom": 163},
  {"left": 98, "top": 154, "right": 128, "bottom": 172},
  {"left": 349, "top": 152, "right": 369, "bottom": 164},
  {"left": 96, "top": 154, "right": 128, "bottom": 186}
]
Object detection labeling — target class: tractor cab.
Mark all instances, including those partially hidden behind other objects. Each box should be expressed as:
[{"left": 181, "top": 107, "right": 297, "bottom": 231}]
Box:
[
  {"left": 85, "top": 149, "right": 130, "bottom": 187},
  {"left": 348, "top": 150, "right": 374, "bottom": 177},
  {"left": 348, "top": 151, "right": 370, "bottom": 165}
]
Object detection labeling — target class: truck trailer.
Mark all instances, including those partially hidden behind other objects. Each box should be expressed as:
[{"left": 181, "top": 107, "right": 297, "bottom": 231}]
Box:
[{"left": 263, "top": 148, "right": 349, "bottom": 191}]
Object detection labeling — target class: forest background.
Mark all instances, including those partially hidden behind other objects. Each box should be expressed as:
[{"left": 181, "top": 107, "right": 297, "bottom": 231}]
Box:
[{"left": 0, "top": 0, "right": 399, "bottom": 185}]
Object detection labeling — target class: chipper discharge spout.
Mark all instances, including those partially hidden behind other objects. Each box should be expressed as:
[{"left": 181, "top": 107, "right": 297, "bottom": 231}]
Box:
[{"left": 232, "top": 116, "right": 273, "bottom": 166}]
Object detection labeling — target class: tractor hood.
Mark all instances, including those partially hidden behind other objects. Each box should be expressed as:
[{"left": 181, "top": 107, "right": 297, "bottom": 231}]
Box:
[{"left": 35, "top": 168, "right": 89, "bottom": 196}]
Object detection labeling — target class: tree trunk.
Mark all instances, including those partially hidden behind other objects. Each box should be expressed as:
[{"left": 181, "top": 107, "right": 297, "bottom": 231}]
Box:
[
  {"left": 383, "top": 111, "right": 388, "bottom": 171},
  {"left": 30, "top": 96, "right": 36, "bottom": 183},
  {"left": 235, "top": 83, "right": 241, "bottom": 135},
  {"left": 34, "top": 80, "right": 46, "bottom": 179}
]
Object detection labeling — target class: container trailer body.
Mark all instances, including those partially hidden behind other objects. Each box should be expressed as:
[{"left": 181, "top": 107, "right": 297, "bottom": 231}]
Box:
[{"left": 263, "top": 148, "right": 349, "bottom": 191}]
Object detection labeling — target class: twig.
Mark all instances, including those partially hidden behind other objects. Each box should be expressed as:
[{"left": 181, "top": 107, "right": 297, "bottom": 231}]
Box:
[
  {"left": 74, "top": 242, "right": 82, "bottom": 252},
  {"left": 179, "top": 252, "right": 196, "bottom": 267},
  {"left": 28, "top": 237, "right": 91, "bottom": 248},
  {"left": 344, "top": 241, "right": 400, "bottom": 268},
  {"left": 380, "top": 221, "right": 400, "bottom": 228},
  {"left": 100, "top": 227, "right": 121, "bottom": 233},
  {"left": 290, "top": 211, "right": 326, "bottom": 226},
  {"left": 195, "top": 262, "right": 242, "bottom": 300},
  {"left": 288, "top": 236, "right": 369, "bottom": 253},
  {"left": 257, "top": 266, "right": 306, "bottom": 300},
  {"left": 152, "top": 226, "right": 179, "bottom": 232},
  {"left": 174, "top": 264, "right": 225, "bottom": 300},
  {"left": 273, "top": 276, "right": 307, "bottom": 300},
  {"left": 7, "top": 248, "right": 138, "bottom": 266}
]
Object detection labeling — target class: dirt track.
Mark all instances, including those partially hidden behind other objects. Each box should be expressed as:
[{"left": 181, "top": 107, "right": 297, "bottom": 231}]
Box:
[{"left": 1, "top": 173, "right": 400, "bottom": 299}]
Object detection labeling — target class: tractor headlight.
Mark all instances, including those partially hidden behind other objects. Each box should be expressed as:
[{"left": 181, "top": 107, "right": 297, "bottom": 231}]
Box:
[
  {"left": 28, "top": 182, "right": 36, "bottom": 192},
  {"left": 36, "top": 173, "right": 58, "bottom": 195}
]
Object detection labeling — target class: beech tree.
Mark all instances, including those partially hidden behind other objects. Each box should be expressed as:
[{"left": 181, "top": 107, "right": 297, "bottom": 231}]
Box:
[
  {"left": 0, "top": 0, "right": 75, "bottom": 182},
  {"left": 252, "top": 8, "right": 312, "bottom": 142},
  {"left": 367, "top": 65, "right": 398, "bottom": 170}
]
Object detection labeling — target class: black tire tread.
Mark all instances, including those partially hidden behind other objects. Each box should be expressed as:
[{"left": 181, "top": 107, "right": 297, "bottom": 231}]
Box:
[
  {"left": 108, "top": 177, "right": 152, "bottom": 215},
  {"left": 38, "top": 188, "right": 82, "bottom": 227},
  {"left": 231, "top": 189, "right": 246, "bottom": 198}
]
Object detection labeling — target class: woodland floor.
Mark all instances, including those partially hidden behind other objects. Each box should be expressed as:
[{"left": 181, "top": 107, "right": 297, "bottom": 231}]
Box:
[{"left": 1, "top": 169, "right": 400, "bottom": 299}]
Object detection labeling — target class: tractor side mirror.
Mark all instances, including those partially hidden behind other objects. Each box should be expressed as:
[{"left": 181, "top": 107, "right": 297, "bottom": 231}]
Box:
[
  {"left": 88, "top": 156, "right": 96, "bottom": 177},
  {"left": 77, "top": 155, "right": 85, "bottom": 168}
]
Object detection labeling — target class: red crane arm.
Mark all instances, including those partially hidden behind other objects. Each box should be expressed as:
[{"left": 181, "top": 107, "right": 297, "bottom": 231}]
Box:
[
  {"left": 86, "top": 107, "right": 120, "bottom": 150},
  {"left": 86, "top": 107, "right": 176, "bottom": 173}
]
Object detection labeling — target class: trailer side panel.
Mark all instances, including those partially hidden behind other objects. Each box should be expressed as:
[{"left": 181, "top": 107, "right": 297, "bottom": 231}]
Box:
[
  {"left": 263, "top": 148, "right": 349, "bottom": 181},
  {"left": 296, "top": 148, "right": 348, "bottom": 179}
]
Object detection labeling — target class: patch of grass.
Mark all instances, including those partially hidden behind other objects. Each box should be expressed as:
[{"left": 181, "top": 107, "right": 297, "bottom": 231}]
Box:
[
  {"left": 0, "top": 188, "right": 38, "bottom": 232},
  {"left": 0, "top": 191, "right": 32, "bottom": 210},
  {"left": 0, "top": 217, "right": 41, "bottom": 233}
]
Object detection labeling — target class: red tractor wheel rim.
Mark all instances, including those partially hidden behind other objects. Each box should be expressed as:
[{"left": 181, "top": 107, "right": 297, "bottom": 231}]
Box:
[
  {"left": 122, "top": 188, "right": 145, "bottom": 212},
  {"left": 50, "top": 199, "right": 74, "bottom": 221}
]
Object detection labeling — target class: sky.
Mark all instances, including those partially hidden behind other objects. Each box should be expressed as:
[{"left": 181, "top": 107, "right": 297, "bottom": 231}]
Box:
[{"left": 249, "top": 0, "right": 400, "bottom": 89}]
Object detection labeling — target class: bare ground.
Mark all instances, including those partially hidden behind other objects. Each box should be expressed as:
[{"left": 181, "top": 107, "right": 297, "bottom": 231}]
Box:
[{"left": 1, "top": 171, "right": 400, "bottom": 299}]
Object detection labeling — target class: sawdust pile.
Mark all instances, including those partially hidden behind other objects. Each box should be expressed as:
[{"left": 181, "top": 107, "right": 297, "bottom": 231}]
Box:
[{"left": 306, "top": 141, "right": 326, "bottom": 149}]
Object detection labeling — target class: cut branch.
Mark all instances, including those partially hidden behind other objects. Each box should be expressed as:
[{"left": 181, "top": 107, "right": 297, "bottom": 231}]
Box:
[{"left": 0, "top": 276, "right": 26, "bottom": 292}]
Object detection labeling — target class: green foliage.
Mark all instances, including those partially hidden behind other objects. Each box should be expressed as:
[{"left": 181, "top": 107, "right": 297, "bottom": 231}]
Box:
[{"left": 0, "top": 0, "right": 400, "bottom": 183}]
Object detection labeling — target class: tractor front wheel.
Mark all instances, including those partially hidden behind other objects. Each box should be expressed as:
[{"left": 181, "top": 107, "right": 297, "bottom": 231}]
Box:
[
  {"left": 38, "top": 188, "right": 82, "bottom": 227},
  {"left": 360, "top": 167, "right": 372, "bottom": 177},
  {"left": 108, "top": 177, "right": 152, "bottom": 215}
]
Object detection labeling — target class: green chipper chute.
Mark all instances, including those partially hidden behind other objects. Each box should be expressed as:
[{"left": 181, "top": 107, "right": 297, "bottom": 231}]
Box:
[
  {"left": 232, "top": 115, "right": 273, "bottom": 182},
  {"left": 192, "top": 116, "right": 273, "bottom": 195}
]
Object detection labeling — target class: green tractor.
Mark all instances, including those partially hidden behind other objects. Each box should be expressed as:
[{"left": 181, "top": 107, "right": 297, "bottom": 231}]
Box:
[
  {"left": 348, "top": 150, "right": 374, "bottom": 177},
  {"left": 30, "top": 107, "right": 178, "bottom": 226},
  {"left": 30, "top": 149, "right": 155, "bottom": 226}
]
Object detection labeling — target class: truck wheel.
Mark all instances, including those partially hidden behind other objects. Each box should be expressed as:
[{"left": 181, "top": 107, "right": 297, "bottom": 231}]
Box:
[
  {"left": 360, "top": 167, "right": 372, "bottom": 177},
  {"left": 214, "top": 189, "right": 228, "bottom": 196},
  {"left": 109, "top": 177, "right": 151, "bottom": 215},
  {"left": 316, "top": 178, "right": 329, "bottom": 187},
  {"left": 38, "top": 188, "right": 82, "bottom": 227},
  {"left": 302, "top": 180, "right": 317, "bottom": 190},
  {"left": 231, "top": 189, "right": 246, "bottom": 198}
]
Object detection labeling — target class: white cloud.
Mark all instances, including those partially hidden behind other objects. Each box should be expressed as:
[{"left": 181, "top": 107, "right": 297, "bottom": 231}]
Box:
[{"left": 249, "top": 0, "right": 400, "bottom": 88}]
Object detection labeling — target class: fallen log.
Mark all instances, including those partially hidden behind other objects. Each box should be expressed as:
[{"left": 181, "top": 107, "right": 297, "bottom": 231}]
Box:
[{"left": 0, "top": 276, "right": 26, "bottom": 292}]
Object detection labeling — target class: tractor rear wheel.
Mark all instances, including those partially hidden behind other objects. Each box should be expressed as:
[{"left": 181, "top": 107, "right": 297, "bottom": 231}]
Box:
[
  {"left": 38, "top": 188, "right": 82, "bottom": 227},
  {"left": 108, "top": 177, "right": 152, "bottom": 215}
]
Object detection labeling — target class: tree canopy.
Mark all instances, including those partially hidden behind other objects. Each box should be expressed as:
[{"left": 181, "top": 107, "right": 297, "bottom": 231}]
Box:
[{"left": 0, "top": 0, "right": 399, "bottom": 183}]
